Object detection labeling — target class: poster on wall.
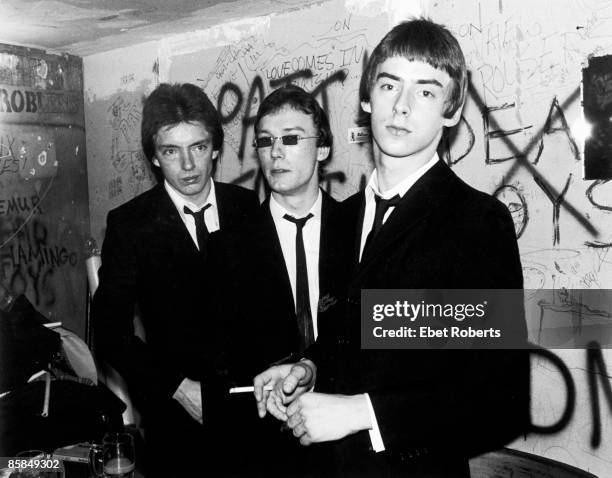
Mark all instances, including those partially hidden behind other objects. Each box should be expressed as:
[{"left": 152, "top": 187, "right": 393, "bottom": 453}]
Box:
[{"left": 0, "top": 45, "right": 89, "bottom": 337}]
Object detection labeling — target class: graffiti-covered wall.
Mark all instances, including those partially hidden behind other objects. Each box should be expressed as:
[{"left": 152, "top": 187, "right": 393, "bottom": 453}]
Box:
[
  {"left": 163, "top": 1, "right": 393, "bottom": 199},
  {"left": 0, "top": 44, "right": 89, "bottom": 337},
  {"left": 84, "top": 0, "right": 418, "bottom": 246},
  {"left": 83, "top": 0, "right": 612, "bottom": 474},
  {"left": 430, "top": 1, "right": 612, "bottom": 475},
  {"left": 84, "top": 41, "right": 158, "bottom": 247}
]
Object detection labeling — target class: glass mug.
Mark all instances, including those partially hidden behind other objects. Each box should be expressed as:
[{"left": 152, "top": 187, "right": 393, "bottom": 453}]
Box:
[{"left": 89, "top": 433, "right": 135, "bottom": 478}]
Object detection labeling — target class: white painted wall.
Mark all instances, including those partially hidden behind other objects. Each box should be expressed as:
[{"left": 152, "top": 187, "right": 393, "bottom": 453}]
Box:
[
  {"left": 84, "top": 41, "right": 159, "bottom": 245},
  {"left": 429, "top": 1, "right": 612, "bottom": 475},
  {"left": 84, "top": 0, "right": 422, "bottom": 245}
]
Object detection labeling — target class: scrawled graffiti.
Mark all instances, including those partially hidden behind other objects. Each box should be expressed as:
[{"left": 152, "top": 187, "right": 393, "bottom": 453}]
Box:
[
  {"left": 106, "top": 94, "right": 154, "bottom": 198},
  {"left": 530, "top": 344, "right": 611, "bottom": 450},
  {"left": 0, "top": 216, "right": 78, "bottom": 308}
]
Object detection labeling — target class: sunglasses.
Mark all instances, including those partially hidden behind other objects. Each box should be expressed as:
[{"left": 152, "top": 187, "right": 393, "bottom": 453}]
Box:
[{"left": 252, "top": 135, "right": 319, "bottom": 149}]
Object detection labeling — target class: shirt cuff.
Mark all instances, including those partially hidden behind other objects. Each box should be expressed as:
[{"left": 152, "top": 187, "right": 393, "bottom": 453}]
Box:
[{"left": 364, "top": 393, "right": 385, "bottom": 452}]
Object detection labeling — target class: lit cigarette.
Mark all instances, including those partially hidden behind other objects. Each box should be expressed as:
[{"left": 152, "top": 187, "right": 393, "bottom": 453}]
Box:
[
  {"left": 229, "top": 385, "right": 273, "bottom": 394},
  {"left": 43, "top": 322, "right": 62, "bottom": 329}
]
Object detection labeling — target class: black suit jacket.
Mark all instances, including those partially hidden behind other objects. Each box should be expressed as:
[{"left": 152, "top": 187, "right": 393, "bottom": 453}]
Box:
[
  {"left": 213, "top": 190, "right": 350, "bottom": 381},
  {"left": 208, "top": 190, "right": 351, "bottom": 476},
  {"left": 92, "top": 182, "right": 258, "bottom": 414},
  {"left": 309, "top": 161, "right": 530, "bottom": 477}
]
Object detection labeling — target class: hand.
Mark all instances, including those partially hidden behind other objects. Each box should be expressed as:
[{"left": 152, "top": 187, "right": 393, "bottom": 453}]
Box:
[
  {"left": 286, "top": 393, "right": 371, "bottom": 445},
  {"left": 253, "top": 360, "right": 316, "bottom": 420},
  {"left": 172, "top": 378, "right": 203, "bottom": 424}
]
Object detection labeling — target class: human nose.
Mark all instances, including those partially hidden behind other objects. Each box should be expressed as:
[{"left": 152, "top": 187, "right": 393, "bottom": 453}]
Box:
[
  {"left": 393, "top": 86, "right": 412, "bottom": 116},
  {"left": 180, "top": 149, "right": 195, "bottom": 170},
  {"left": 270, "top": 137, "right": 284, "bottom": 158}
]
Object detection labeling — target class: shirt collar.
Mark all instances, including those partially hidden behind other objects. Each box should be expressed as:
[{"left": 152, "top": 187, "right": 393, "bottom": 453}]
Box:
[
  {"left": 366, "top": 153, "right": 439, "bottom": 200},
  {"left": 269, "top": 189, "right": 322, "bottom": 221},
  {"left": 164, "top": 179, "right": 217, "bottom": 214}
]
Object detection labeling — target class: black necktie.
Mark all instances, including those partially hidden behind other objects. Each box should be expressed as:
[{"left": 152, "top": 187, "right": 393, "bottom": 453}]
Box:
[
  {"left": 183, "top": 204, "right": 211, "bottom": 257},
  {"left": 283, "top": 213, "right": 314, "bottom": 354},
  {"left": 363, "top": 194, "right": 401, "bottom": 256}
]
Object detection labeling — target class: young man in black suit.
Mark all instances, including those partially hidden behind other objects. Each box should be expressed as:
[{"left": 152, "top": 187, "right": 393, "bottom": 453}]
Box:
[
  {"left": 92, "top": 83, "right": 258, "bottom": 477},
  {"left": 255, "top": 19, "right": 529, "bottom": 477},
  {"left": 243, "top": 85, "right": 348, "bottom": 365},
  {"left": 212, "top": 85, "right": 350, "bottom": 476}
]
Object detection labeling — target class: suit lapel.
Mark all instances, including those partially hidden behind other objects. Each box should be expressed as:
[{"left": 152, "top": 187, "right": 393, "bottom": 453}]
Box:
[
  {"left": 319, "top": 190, "right": 346, "bottom": 299},
  {"left": 258, "top": 199, "right": 296, "bottom": 319},
  {"left": 150, "top": 184, "right": 199, "bottom": 256},
  {"left": 215, "top": 181, "right": 231, "bottom": 230},
  {"left": 355, "top": 161, "right": 456, "bottom": 280},
  {"left": 353, "top": 192, "right": 366, "bottom": 265}
]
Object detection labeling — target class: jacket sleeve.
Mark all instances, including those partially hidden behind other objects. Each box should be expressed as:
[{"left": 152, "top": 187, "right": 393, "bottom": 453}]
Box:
[
  {"left": 368, "top": 201, "right": 530, "bottom": 457},
  {"left": 91, "top": 210, "right": 184, "bottom": 406}
]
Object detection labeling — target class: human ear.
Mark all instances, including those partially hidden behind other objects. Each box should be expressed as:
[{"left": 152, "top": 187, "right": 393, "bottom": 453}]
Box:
[
  {"left": 152, "top": 157, "right": 160, "bottom": 167},
  {"left": 361, "top": 101, "right": 372, "bottom": 113},
  {"left": 212, "top": 150, "right": 219, "bottom": 160},
  {"left": 316, "top": 146, "right": 330, "bottom": 162},
  {"left": 443, "top": 103, "right": 463, "bottom": 128}
]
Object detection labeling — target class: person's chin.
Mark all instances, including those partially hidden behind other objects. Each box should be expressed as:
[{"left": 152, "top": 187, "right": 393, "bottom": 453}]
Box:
[
  {"left": 376, "top": 141, "right": 418, "bottom": 159},
  {"left": 270, "top": 183, "right": 292, "bottom": 195},
  {"left": 178, "top": 183, "right": 205, "bottom": 197},
  {"left": 268, "top": 175, "right": 293, "bottom": 191}
]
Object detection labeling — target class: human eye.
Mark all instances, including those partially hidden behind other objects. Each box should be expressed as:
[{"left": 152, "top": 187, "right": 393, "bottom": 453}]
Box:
[
  {"left": 281, "top": 135, "right": 299, "bottom": 146},
  {"left": 162, "top": 147, "right": 176, "bottom": 157},
  {"left": 193, "top": 143, "right": 208, "bottom": 154},
  {"left": 379, "top": 82, "right": 397, "bottom": 91},
  {"left": 417, "top": 88, "right": 438, "bottom": 99},
  {"left": 254, "top": 136, "right": 273, "bottom": 148}
]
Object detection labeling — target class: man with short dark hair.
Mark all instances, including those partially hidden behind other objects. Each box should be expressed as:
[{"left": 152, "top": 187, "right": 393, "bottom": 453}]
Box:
[
  {"left": 213, "top": 85, "right": 350, "bottom": 476},
  {"left": 248, "top": 84, "right": 341, "bottom": 360},
  {"left": 92, "top": 83, "right": 258, "bottom": 477},
  {"left": 255, "top": 19, "right": 529, "bottom": 477}
]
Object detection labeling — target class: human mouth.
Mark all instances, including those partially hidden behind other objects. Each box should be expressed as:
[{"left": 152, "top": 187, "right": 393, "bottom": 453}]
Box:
[
  {"left": 182, "top": 175, "right": 201, "bottom": 184},
  {"left": 270, "top": 168, "right": 290, "bottom": 175},
  {"left": 387, "top": 125, "right": 410, "bottom": 136}
]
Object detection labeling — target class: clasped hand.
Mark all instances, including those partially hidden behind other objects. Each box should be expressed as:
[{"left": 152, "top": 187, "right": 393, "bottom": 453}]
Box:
[
  {"left": 285, "top": 393, "right": 371, "bottom": 445},
  {"left": 253, "top": 360, "right": 316, "bottom": 420},
  {"left": 253, "top": 362, "right": 371, "bottom": 445}
]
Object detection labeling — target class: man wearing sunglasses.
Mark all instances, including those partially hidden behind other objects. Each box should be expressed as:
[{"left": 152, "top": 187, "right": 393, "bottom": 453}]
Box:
[{"left": 210, "top": 85, "right": 351, "bottom": 475}]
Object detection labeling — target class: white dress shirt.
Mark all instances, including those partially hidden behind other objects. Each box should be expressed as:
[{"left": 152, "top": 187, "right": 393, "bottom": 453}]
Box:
[
  {"left": 269, "top": 190, "right": 322, "bottom": 339},
  {"left": 164, "top": 179, "right": 220, "bottom": 249},
  {"left": 361, "top": 153, "right": 440, "bottom": 452},
  {"left": 360, "top": 154, "right": 439, "bottom": 261}
]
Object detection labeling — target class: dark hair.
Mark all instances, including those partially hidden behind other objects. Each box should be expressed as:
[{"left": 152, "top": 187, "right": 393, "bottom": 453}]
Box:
[
  {"left": 141, "top": 83, "right": 224, "bottom": 162},
  {"left": 360, "top": 18, "right": 467, "bottom": 119},
  {"left": 254, "top": 85, "right": 333, "bottom": 150}
]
